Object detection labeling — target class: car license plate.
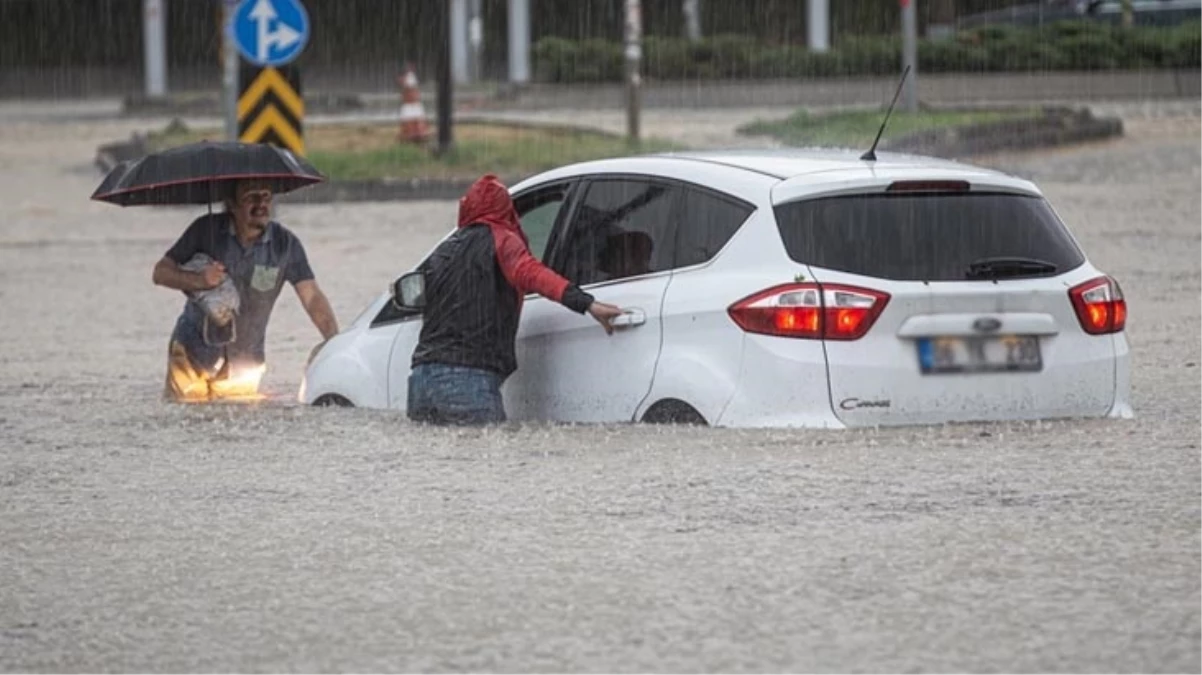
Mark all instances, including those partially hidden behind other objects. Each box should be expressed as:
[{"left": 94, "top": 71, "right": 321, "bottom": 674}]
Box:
[{"left": 917, "top": 335, "right": 1042, "bottom": 374}]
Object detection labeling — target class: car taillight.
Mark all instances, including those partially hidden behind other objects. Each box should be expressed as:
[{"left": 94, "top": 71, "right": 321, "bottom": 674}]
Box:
[
  {"left": 728, "top": 283, "right": 889, "bottom": 340},
  {"left": 1068, "top": 276, "right": 1126, "bottom": 335}
]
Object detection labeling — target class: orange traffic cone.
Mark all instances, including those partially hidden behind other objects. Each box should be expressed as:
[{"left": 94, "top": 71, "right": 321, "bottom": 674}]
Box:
[{"left": 397, "top": 64, "right": 431, "bottom": 144}]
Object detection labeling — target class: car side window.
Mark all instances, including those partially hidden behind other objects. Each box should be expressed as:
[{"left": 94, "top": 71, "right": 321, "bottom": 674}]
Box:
[
  {"left": 674, "top": 187, "right": 755, "bottom": 268},
  {"left": 557, "top": 179, "right": 680, "bottom": 286},
  {"left": 514, "top": 183, "right": 572, "bottom": 262}
]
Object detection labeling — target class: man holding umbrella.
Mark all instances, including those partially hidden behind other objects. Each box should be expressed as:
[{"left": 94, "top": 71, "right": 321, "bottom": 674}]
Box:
[
  {"left": 153, "top": 179, "right": 338, "bottom": 401},
  {"left": 92, "top": 141, "right": 338, "bottom": 402}
]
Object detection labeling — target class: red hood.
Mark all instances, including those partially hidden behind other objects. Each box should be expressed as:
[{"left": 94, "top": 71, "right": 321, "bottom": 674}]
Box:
[{"left": 457, "top": 174, "right": 527, "bottom": 245}]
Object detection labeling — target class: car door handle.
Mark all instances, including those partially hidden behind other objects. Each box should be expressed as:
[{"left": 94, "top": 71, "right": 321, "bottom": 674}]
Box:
[{"left": 612, "top": 309, "right": 646, "bottom": 328}]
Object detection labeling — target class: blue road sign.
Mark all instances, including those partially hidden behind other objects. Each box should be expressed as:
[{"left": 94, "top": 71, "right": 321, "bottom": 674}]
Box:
[{"left": 232, "top": 0, "right": 310, "bottom": 68}]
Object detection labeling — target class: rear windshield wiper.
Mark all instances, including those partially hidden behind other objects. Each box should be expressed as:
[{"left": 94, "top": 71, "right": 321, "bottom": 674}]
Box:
[{"left": 965, "top": 256, "right": 1058, "bottom": 280}]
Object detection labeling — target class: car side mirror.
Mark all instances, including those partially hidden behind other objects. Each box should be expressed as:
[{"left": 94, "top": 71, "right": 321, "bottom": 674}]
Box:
[{"left": 391, "top": 271, "right": 426, "bottom": 311}]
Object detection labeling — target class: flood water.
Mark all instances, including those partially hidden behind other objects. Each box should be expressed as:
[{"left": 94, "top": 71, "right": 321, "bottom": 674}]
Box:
[{"left": 1, "top": 106, "right": 1198, "bottom": 672}]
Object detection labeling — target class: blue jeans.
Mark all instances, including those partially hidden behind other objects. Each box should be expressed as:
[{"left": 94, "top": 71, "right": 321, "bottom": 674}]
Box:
[{"left": 407, "top": 362, "right": 507, "bottom": 426}]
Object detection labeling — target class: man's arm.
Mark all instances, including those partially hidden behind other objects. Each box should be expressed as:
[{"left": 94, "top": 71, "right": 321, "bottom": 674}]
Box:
[
  {"left": 493, "top": 230, "right": 571, "bottom": 302},
  {"left": 294, "top": 280, "right": 339, "bottom": 340},
  {"left": 154, "top": 217, "right": 223, "bottom": 291},
  {"left": 152, "top": 256, "right": 224, "bottom": 292},
  {"left": 493, "top": 230, "right": 623, "bottom": 334},
  {"left": 282, "top": 234, "right": 336, "bottom": 340}
]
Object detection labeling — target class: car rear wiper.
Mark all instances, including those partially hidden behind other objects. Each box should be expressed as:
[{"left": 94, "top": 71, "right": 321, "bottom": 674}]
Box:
[{"left": 965, "top": 256, "right": 1058, "bottom": 280}]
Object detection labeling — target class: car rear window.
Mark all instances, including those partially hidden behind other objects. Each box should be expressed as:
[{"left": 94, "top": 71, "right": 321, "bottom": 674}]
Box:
[{"left": 773, "top": 192, "right": 1086, "bottom": 281}]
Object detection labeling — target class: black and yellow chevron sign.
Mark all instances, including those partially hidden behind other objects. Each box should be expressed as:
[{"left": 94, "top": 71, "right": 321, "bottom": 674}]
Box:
[{"left": 237, "top": 64, "right": 304, "bottom": 155}]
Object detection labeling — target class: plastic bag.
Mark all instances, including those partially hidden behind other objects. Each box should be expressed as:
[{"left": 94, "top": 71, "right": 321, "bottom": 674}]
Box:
[{"left": 180, "top": 253, "right": 239, "bottom": 345}]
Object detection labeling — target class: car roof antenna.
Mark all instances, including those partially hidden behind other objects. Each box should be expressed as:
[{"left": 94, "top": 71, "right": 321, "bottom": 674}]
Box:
[{"left": 861, "top": 65, "right": 911, "bottom": 162}]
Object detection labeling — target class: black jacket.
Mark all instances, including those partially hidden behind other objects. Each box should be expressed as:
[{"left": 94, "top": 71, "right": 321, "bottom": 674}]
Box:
[{"left": 411, "top": 224, "right": 594, "bottom": 378}]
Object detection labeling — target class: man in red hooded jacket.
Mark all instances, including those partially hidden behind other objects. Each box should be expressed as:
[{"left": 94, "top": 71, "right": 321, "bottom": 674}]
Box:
[{"left": 407, "top": 174, "right": 624, "bottom": 425}]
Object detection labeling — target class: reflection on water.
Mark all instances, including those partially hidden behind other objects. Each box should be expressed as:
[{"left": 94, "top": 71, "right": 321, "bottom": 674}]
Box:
[{"left": 208, "top": 363, "right": 268, "bottom": 402}]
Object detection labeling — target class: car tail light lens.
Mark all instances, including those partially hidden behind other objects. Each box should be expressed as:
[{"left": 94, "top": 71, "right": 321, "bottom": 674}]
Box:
[
  {"left": 1068, "top": 276, "right": 1126, "bottom": 335},
  {"left": 728, "top": 283, "right": 889, "bottom": 340}
]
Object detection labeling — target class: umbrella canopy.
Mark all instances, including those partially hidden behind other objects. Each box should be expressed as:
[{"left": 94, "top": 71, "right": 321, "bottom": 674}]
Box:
[{"left": 91, "top": 141, "right": 326, "bottom": 206}]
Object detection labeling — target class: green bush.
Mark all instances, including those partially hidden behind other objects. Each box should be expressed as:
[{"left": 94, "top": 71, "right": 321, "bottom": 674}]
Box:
[
  {"left": 644, "top": 37, "right": 690, "bottom": 78},
  {"left": 575, "top": 39, "right": 625, "bottom": 82},
  {"left": 532, "top": 37, "right": 623, "bottom": 82},
  {"left": 532, "top": 37, "right": 576, "bottom": 82},
  {"left": 1166, "top": 21, "right": 1202, "bottom": 67},
  {"left": 532, "top": 20, "right": 1201, "bottom": 83}
]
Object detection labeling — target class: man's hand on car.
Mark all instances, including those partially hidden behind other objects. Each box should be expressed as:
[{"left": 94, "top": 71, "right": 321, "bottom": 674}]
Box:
[{"left": 587, "top": 301, "right": 624, "bottom": 335}]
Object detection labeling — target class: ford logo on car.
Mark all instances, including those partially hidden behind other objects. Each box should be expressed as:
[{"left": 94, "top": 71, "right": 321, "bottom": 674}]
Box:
[{"left": 973, "top": 317, "right": 1002, "bottom": 333}]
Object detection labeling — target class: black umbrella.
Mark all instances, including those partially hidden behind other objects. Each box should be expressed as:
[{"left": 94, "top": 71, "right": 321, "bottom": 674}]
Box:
[{"left": 91, "top": 141, "right": 326, "bottom": 207}]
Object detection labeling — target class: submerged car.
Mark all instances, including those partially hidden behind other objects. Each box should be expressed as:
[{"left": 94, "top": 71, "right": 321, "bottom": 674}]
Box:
[{"left": 299, "top": 149, "right": 1132, "bottom": 428}]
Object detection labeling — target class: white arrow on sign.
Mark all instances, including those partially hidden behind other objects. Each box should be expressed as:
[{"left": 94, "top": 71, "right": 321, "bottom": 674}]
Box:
[{"left": 249, "top": 0, "right": 303, "bottom": 64}]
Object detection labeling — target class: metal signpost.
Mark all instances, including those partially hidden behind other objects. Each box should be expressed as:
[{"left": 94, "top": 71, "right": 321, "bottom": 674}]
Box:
[
  {"left": 624, "top": 0, "right": 642, "bottom": 145},
  {"left": 437, "top": 0, "right": 453, "bottom": 156},
  {"left": 222, "top": 0, "right": 240, "bottom": 141},
  {"left": 226, "top": 0, "right": 310, "bottom": 152}
]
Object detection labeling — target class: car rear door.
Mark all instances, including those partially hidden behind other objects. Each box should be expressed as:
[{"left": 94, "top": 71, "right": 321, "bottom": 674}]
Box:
[{"left": 772, "top": 183, "right": 1120, "bottom": 426}]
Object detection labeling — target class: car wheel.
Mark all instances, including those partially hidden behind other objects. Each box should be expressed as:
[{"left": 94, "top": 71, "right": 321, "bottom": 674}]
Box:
[
  {"left": 313, "top": 393, "right": 354, "bottom": 407},
  {"left": 642, "top": 399, "right": 707, "bottom": 426}
]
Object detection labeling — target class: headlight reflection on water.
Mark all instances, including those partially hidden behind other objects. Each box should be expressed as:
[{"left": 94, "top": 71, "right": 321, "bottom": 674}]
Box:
[{"left": 209, "top": 363, "right": 268, "bottom": 402}]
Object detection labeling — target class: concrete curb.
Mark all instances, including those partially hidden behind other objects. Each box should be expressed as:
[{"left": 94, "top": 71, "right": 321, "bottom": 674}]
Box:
[
  {"left": 122, "top": 92, "right": 367, "bottom": 117},
  {"left": 93, "top": 105, "right": 1124, "bottom": 204},
  {"left": 94, "top": 136, "right": 151, "bottom": 175},
  {"left": 881, "top": 106, "right": 1124, "bottom": 158}
]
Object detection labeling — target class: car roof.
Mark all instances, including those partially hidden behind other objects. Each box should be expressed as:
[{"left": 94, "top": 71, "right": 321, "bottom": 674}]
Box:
[
  {"left": 512, "top": 148, "right": 1038, "bottom": 204},
  {"left": 655, "top": 147, "right": 1011, "bottom": 180}
]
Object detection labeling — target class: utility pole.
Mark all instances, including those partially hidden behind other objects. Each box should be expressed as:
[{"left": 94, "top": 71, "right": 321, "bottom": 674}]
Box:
[
  {"left": 901, "top": 0, "right": 918, "bottom": 113},
  {"left": 450, "top": 0, "right": 468, "bottom": 83},
  {"left": 625, "top": 0, "right": 642, "bottom": 145},
  {"left": 508, "top": 0, "right": 531, "bottom": 84},
  {"left": 807, "top": 0, "right": 829, "bottom": 53},
  {"left": 222, "top": 0, "right": 239, "bottom": 141},
  {"left": 437, "top": 0, "right": 454, "bottom": 155},
  {"left": 682, "top": 0, "right": 701, "bottom": 42},
  {"left": 469, "top": 0, "right": 483, "bottom": 81},
  {"left": 143, "top": 0, "right": 168, "bottom": 99}
]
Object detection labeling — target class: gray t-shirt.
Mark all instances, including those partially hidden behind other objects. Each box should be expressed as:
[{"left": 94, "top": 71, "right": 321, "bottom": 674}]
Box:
[{"left": 165, "top": 213, "right": 314, "bottom": 373}]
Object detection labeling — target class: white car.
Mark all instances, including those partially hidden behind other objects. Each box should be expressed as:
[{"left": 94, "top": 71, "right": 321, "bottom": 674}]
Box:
[{"left": 299, "top": 149, "right": 1132, "bottom": 428}]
